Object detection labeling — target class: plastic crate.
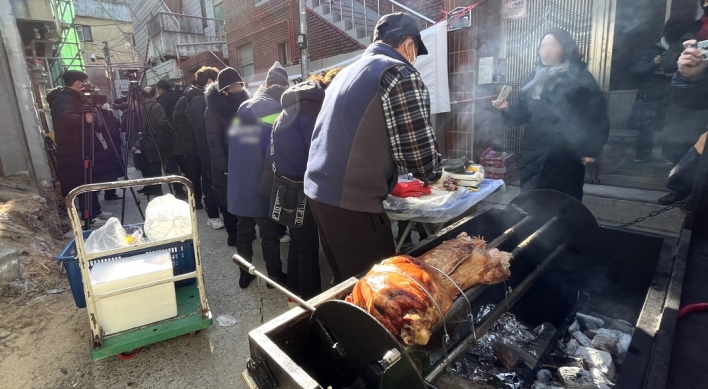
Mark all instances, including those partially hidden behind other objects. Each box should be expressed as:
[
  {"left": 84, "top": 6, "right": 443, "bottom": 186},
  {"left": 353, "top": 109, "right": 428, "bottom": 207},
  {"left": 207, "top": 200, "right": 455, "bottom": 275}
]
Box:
[{"left": 56, "top": 224, "right": 196, "bottom": 308}]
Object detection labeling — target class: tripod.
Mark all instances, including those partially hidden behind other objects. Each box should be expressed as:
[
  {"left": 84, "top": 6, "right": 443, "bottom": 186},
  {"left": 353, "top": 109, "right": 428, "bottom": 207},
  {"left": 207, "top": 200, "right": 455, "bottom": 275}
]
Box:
[
  {"left": 124, "top": 78, "right": 175, "bottom": 202},
  {"left": 92, "top": 106, "right": 145, "bottom": 225}
]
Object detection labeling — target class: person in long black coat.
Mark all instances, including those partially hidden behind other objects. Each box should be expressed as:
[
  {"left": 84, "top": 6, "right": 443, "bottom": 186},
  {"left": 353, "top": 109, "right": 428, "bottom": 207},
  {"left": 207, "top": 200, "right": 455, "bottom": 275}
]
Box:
[
  {"left": 204, "top": 69, "right": 250, "bottom": 247},
  {"left": 493, "top": 29, "right": 610, "bottom": 201},
  {"left": 173, "top": 85, "right": 203, "bottom": 208}
]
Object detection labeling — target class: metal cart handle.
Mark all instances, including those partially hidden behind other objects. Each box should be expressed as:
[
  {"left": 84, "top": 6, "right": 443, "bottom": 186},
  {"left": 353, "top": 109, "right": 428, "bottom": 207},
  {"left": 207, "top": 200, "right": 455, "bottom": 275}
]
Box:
[{"left": 65, "top": 175, "right": 194, "bottom": 207}]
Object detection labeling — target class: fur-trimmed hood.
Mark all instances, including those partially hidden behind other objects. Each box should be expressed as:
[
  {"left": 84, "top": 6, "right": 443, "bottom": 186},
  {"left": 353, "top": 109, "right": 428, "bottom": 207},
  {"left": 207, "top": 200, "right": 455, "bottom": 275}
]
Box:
[{"left": 205, "top": 82, "right": 250, "bottom": 118}]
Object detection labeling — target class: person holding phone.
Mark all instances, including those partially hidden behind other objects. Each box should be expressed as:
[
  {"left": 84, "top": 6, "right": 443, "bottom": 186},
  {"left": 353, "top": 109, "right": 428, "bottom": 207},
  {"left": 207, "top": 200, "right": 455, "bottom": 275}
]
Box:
[{"left": 492, "top": 29, "right": 609, "bottom": 201}]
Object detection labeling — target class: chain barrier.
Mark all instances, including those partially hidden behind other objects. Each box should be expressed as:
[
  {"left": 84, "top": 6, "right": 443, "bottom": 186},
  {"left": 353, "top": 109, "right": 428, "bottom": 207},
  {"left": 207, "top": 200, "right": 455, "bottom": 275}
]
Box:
[
  {"left": 618, "top": 197, "right": 690, "bottom": 228},
  {"left": 258, "top": 277, "right": 264, "bottom": 323}
]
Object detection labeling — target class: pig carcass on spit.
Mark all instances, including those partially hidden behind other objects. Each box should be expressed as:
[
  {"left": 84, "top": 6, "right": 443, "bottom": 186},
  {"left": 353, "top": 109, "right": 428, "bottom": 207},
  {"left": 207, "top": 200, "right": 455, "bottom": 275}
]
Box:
[{"left": 346, "top": 233, "right": 512, "bottom": 346}]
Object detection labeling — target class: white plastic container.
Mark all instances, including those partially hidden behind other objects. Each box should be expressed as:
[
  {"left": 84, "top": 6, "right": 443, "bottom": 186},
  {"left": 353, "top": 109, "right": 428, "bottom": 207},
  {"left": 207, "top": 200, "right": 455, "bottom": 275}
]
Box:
[{"left": 90, "top": 250, "right": 177, "bottom": 335}]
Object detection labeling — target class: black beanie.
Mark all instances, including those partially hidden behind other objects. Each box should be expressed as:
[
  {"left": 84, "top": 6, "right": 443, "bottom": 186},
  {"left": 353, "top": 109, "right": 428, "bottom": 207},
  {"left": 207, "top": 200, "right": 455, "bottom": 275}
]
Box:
[
  {"left": 265, "top": 62, "right": 289, "bottom": 87},
  {"left": 62, "top": 70, "right": 88, "bottom": 86},
  {"left": 217, "top": 67, "right": 244, "bottom": 91}
]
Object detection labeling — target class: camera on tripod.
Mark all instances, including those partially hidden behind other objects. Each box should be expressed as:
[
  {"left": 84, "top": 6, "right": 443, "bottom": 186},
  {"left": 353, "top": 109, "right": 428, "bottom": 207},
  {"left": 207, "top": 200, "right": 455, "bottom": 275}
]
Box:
[{"left": 81, "top": 82, "right": 100, "bottom": 109}]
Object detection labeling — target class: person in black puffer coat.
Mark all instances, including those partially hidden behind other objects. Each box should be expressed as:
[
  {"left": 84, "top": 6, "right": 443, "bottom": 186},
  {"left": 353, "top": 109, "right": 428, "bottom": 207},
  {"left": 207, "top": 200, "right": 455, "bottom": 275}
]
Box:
[
  {"left": 173, "top": 83, "right": 203, "bottom": 208},
  {"left": 47, "top": 71, "right": 113, "bottom": 225},
  {"left": 493, "top": 29, "right": 609, "bottom": 201},
  {"left": 627, "top": 25, "right": 676, "bottom": 162},
  {"left": 205, "top": 67, "right": 250, "bottom": 246},
  {"left": 156, "top": 80, "right": 180, "bottom": 125},
  {"left": 270, "top": 68, "right": 342, "bottom": 299}
]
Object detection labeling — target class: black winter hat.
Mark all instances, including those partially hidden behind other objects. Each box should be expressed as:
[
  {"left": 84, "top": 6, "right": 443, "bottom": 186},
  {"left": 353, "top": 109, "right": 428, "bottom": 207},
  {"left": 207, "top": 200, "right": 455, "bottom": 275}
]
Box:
[
  {"left": 265, "top": 62, "right": 289, "bottom": 87},
  {"left": 217, "top": 67, "right": 244, "bottom": 91},
  {"left": 62, "top": 70, "right": 88, "bottom": 86}
]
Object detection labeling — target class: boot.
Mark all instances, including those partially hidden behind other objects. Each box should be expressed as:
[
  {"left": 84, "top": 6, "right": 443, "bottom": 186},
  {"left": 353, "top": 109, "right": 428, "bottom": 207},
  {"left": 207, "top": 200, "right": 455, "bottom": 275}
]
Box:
[
  {"left": 239, "top": 268, "right": 256, "bottom": 289},
  {"left": 266, "top": 270, "right": 287, "bottom": 289}
]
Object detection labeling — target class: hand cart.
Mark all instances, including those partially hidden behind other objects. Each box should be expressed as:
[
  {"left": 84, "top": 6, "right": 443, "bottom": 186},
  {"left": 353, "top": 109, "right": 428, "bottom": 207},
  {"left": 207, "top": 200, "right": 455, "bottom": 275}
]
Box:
[{"left": 65, "top": 176, "right": 212, "bottom": 361}]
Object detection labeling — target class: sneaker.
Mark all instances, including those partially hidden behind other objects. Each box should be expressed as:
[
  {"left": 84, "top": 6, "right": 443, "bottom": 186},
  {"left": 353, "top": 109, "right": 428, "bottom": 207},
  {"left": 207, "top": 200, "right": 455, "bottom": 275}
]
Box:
[
  {"left": 658, "top": 192, "right": 687, "bottom": 206},
  {"left": 91, "top": 218, "right": 107, "bottom": 226},
  {"left": 95, "top": 211, "right": 113, "bottom": 220},
  {"left": 238, "top": 268, "right": 256, "bottom": 289},
  {"left": 207, "top": 218, "right": 225, "bottom": 230},
  {"left": 287, "top": 298, "right": 298, "bottom": 309},
  {"left": 227, "top": 235, "right": 237, "bottom": 247},
  {"left": 279, "top": 234, "right": 291, "bottom": 243}
]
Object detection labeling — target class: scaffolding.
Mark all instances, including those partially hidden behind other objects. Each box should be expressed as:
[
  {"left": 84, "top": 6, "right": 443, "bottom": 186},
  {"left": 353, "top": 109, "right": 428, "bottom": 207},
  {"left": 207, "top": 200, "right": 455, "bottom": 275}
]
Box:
[{"left": 49, "top": 0, "right": 85, "bottom": 86}]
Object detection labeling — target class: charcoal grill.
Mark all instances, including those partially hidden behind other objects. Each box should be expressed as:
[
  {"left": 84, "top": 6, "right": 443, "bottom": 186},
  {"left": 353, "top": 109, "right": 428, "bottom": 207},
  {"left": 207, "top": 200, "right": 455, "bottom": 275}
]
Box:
[{"left": 239, "top": 190, "right": 680, "bottom": 389}]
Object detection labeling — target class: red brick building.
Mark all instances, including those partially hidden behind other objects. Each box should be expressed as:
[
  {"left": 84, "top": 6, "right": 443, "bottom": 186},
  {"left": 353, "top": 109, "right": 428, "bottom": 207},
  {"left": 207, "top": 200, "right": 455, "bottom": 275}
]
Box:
[{"left": 223, "top": 0, "right": 366, "bottom": 78}]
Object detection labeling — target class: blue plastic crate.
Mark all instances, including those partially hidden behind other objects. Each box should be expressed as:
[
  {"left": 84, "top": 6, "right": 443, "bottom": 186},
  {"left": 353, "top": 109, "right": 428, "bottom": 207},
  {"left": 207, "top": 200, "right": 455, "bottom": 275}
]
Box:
[{"left": 56, "top": 224, "right": 196, "bottom": 308}]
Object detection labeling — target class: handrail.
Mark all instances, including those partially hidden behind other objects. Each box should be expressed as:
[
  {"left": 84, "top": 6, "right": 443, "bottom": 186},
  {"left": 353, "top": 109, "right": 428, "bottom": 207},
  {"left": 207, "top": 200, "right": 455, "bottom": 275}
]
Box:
[
  {"left": 156, "top": 11, "right": 225, "bottom": 24},
  {"left": 384, "top": 0, "right": 435, "bottom": 24}
]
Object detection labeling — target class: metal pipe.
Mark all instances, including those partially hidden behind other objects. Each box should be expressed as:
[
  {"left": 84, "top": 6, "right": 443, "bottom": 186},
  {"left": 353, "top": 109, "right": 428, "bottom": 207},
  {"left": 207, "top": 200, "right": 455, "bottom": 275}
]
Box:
[
  {"left": 94, "top": 271, "right": 197, "bottom": 300},
  {"left": 424, "top": 244, "right": 568, "bottom": 382},
  {"left": 233, "top": 254, "right": 316, "bottom": 312},
  {"left": 487, "top": 216, "right": 534, "bottom": 249},
  {"left": 385, "top": 0, "right": 435, "bottom": 24}
]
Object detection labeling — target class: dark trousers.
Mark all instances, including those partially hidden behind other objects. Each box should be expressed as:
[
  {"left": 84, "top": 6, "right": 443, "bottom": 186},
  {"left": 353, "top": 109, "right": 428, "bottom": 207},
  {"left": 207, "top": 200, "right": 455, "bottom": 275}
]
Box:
[
  {"left": 309, "top": 199, "right": 395, "bottom": 284},
  {"left": 176, "top": 154, "right": 202, "bottom": 203},
  {"left": 77, "top": 192, "right": 101, "bottom": 220},
  {"left": 236, "top": 216, "right": 283, "bottom": 274},
  {"left": 286, "top": 211, "right": 322, "bottom": 299},
  {"left": 145, "top": 158, "right": 185, "bottom": 194},
  {"left": 662, "top": 142, "right": 694, "bottom": 164},
  {"left": 636, "top": 127, "right": 655, "bottom": 160},
  {"left": 222, "top": 207, "right": 238, "bottom": 240},
  {"left": 201, "top": 169, "right": 219, "bottom": 219},
  {"left": 667, "top": 147, "right": 701, "bottom": 198}
]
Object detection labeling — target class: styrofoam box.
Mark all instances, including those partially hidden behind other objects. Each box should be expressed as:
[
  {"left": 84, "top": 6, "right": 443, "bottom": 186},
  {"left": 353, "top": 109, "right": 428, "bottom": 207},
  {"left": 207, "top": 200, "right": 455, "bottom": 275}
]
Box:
[{"left": 91, "top": 250, "right": 177, "bottom": 335}]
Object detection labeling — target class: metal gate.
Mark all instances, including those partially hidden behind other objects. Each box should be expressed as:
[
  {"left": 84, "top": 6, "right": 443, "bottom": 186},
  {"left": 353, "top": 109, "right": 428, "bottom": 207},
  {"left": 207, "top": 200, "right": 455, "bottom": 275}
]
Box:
[{"left": 502, "top": 0, "right": 616, "bottom": 154}]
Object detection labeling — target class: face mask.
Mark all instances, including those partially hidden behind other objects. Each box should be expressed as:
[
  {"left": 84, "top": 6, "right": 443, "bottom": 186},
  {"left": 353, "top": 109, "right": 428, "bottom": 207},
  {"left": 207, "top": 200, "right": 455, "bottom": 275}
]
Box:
[
  {"left": 406, "top": 40, "right": 418, "bottom": 65},
  {"left": 227, "top": 92, "right": 242, "bottom": 102}
]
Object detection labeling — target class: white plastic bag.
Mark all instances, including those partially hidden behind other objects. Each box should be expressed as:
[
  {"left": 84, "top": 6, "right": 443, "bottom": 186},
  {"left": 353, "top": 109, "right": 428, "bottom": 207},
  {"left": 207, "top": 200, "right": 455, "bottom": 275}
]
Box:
[
  {"left": 85, "top": 218, "right": 129, "bottom": 254},
  {"left": 144, "top": 194, "right": 192, "bottom": 241}
]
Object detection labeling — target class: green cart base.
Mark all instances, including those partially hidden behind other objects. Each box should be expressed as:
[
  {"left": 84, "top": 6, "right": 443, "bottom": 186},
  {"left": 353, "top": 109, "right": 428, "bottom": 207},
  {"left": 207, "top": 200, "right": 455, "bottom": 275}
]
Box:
[{"left": 90, "top": 284, "right": 213, "bottom": 361}]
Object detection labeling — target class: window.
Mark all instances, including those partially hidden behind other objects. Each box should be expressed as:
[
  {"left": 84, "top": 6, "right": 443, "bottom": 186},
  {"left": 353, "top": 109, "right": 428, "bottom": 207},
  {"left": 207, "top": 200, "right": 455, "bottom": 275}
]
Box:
[
  {"left": 76, "top": 25, "right": 93, "bottom": 42},
  {"left": 238, "top": 44, "right": 255, "bottom": 78},
  {"left": 277, "top": 42, "right": 290, "bottom": 65},
  {"left": 213, "top": 0, "right": 224, "bottom": 21}
]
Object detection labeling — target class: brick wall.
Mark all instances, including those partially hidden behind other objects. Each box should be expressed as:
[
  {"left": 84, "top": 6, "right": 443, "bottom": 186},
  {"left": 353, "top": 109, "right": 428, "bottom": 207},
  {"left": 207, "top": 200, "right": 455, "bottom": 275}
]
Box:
[{"left": 223, "top": 0, "right": 363, "bottom": 76}]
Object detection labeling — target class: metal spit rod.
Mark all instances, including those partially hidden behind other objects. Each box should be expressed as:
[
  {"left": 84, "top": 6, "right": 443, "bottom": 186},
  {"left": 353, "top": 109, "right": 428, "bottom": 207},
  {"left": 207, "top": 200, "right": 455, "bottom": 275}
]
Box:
[
  {"left": 424, "top": 243, "right": 568, "bottom": 382},
  {"left": 232, "top": 254, "right": 316, "bottom": 312},
  {"left": 424, "top": 216, "right": 560, "bottom": 336}
]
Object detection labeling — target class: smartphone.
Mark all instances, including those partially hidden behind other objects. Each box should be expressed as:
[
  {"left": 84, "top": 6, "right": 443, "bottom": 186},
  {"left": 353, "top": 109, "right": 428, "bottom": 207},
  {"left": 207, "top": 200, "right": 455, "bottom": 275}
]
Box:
[
  {"left": 691, "top": 40, "right": 708, "bottom": 61},
  {"left": 497, "top": 85, "right": 512, "bottom": 101}
]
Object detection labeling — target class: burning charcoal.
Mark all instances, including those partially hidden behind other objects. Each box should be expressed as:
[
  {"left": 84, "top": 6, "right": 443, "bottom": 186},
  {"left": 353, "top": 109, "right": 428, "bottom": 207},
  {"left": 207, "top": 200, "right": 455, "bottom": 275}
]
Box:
[
  {"left": 617, "top": 333, "right": 632, "bottom": 357},
  {"left": 564, "top": 339, "right": 580, "bottom": 356},
  {"left": 574, "top": 346, "right": 613, "bottom": 375},
  {"left": 576, "top": 313, "right": 605, "bottom": 331},
  {"left": 558, "top": 367, "right": 596, "bottom": 389},
  {"left": 608, "top": 319, "right": 634, "bottom": 335},
  {"left": 536, "top": 369, "right": 553, "bottom": 384},
  {"left": 569, "top": 320, "right": 580, "bottom": 333},
  {"left": 572, "top": 331, "right": 593, "bottom": 347},
  {"left": 591, "top": 329, "right": 621, "bottom": 354}
]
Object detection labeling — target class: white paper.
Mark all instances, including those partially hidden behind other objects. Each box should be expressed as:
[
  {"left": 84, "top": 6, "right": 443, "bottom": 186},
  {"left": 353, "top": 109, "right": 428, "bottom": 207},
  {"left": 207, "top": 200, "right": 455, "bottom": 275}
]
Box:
[
  {"left": 503, "top": 0, "right": 527, "bottom": 20},
  {"left": 479, "top": 57, "right": 494, "bottom": 85}
]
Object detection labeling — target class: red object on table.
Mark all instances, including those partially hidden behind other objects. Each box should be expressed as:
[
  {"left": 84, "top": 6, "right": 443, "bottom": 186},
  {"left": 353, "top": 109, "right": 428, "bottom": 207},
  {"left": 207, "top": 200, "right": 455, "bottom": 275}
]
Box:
[
  {"left": 392, "top": 181, "right": 432, "bottom": 198},
  {"left": 678, "top": 303, "right": 708, "bottom": 319}
]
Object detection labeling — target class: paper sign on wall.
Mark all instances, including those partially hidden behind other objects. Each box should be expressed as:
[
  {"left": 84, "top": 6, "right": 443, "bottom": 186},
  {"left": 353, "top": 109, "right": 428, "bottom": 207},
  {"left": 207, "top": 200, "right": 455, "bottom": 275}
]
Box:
[{"left": 503, "top": 0, "right": 527, "bottom": 20}]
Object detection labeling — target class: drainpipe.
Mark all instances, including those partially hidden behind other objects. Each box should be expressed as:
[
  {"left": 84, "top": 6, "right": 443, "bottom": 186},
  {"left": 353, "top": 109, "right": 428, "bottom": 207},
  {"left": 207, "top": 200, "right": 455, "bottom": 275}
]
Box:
[{"left": 175, "top": 41, "right": 227, "bottom": 84}]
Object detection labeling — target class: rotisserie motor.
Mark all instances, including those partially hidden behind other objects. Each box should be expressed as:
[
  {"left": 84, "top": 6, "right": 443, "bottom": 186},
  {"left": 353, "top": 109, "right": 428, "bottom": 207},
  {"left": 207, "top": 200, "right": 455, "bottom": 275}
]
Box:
[{"left": 346, "top": 233, "right": 512, "bottom": 346}]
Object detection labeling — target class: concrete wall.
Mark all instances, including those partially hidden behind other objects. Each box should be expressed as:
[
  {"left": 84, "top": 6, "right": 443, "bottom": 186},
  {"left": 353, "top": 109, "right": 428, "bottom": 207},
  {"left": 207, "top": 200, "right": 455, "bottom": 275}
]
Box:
[{"left": 74, "top": 0, "right": 132, "bottom": 22}]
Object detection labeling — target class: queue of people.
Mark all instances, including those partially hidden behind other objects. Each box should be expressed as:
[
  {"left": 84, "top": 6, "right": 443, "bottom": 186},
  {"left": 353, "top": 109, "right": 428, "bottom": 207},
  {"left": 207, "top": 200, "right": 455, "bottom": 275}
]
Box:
[{"left": 48, "top": 11, "right": 707, "bottom": 302}]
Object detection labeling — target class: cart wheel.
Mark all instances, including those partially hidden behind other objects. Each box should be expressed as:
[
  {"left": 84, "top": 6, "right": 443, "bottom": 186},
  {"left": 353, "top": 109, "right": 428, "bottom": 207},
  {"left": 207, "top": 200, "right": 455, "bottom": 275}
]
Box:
[
  {"left": 117, "top": 348, "right": 142, "bottom": 360},
  {"left": 188, "top": 331, "right": 197, "bottom": 338}
]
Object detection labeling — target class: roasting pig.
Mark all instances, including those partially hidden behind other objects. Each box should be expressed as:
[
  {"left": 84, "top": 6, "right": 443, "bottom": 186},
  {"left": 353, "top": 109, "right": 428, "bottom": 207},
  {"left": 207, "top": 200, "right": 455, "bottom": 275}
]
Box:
[{"left": 346, "top": 233, "right": 512, "bottom": 346}]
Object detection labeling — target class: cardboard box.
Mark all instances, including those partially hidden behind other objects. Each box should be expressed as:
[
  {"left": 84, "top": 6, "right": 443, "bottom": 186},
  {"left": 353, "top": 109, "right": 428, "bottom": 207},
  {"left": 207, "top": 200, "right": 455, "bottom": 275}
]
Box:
[{"left": 479, "top": 148, "right": 517, "bottom": 168}]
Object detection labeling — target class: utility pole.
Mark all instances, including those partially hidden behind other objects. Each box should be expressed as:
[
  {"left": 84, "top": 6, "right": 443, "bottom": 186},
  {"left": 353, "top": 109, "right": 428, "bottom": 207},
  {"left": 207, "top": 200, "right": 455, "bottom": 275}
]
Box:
[
  {"left": 298, "top": 0, "right": 309, "bottom": 80},
  {"left": 103, "top": 41, "right": 117, "bottom": 100}
]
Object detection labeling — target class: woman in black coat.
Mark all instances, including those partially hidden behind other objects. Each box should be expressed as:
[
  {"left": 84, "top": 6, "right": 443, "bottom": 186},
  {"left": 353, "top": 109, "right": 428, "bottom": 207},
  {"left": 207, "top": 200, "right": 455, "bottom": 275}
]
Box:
[
  {"left": 493, "top": 29, "right": 609, "bottom": 201},
  {"left": 270, "top": 68, "right": 341, "bottom": 300}
]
